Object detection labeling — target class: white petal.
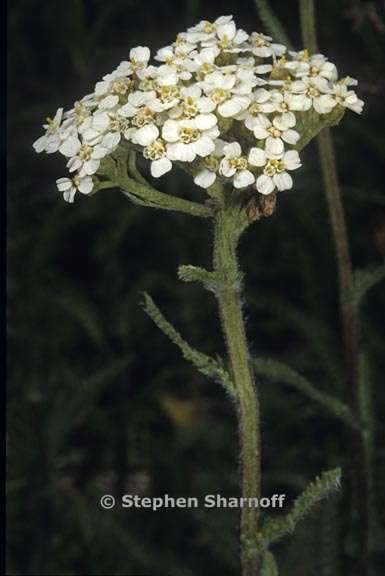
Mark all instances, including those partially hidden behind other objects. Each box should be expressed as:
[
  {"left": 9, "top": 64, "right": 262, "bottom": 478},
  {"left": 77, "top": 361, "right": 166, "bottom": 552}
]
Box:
[
  {"left": 78, "top": 176, "right": 94, "bottom": 195},
  {"left": 33, "top": 135, "right": 47, "bottom": 153},
  {"left": 234, "top": 29, "right": 249, "bottom": 44},
  {"left": 218, "top": 96, "right": 249, "bottom": 117},
  {"left": 220, "top": 158, "right": 236, "bottom": 177},
  {"left": 283, "top": 150, "right": 301, "bottom": 170},
  {"left": 256, "top": 174, "right": 275, "bottom": 195},
  {"left": 273, "top": 172, "right": 293, "bottom": 191},
  {"left": 248, "top": 147, "right": 266, "bottom": 167},
  {"left": 118, "top": 102, "right": 138, "bottom": 118},
  {"left": 151, "top": 158, "right": 172, "bottom": 178},
  {"left": 133, "top": 124, "right": 159, "bottom": 146},
  {"left": 217, "top": 22, "right": 236, "bottom": 41},
  {"left": 194, "top": 136, "right": 215, "bottom": 157},
  {"left": 167, "top": 142, "right": 196, "bottom": 162},
  {"left": 282, "top": 129, "right": 299, "bottom": 145},
  {"left": 194, "top": 169, "right": 216, "bottom": 189},
  {"left": 94, "top": 80, "right": 109, "bottom": 96},
  {"left": 194, "top": 113, "right": 217, "bottom": 130},
  {"left": 67, "top": 157, "right": 82, "bottom": 173},
  {"left": 63, "top": 188, "right": 76, "bottom": 203},
  {"left": 83, "top": 159, "right": 100, "bottom": 175},
  {"left": 253, "top": 126, "right": 269, "bottom": 140},
  {"left": 92, "top": 145, "right": 109, "bottom": 160},
  {"left": 162, "top": 120, "right": 180, "bottom": 142},
  {"left": 56, "top": 177, "right": 72, "bottom": 192},
  {"left": 273, "top": 114, "right": 293, "bottom": 131},
  {"left": 314, "top": 94, "right": 335, "bottom": 114},
  {"left": 130, "top": 46, "right": 150, "bottom": 63},
  {"left": 92, "top": 112, "right": 110, "bottom": 131},
  {"left": 197, "top": 97, "right": 216, "bottom": 113},
  {"left": 98, "top": 94, "right": 119, "bottom": 110},
  {"left": 255, "top": 64, "right": 273, "bottom": 74},
  {"left": 234, "top": 170, "right": 255, "bottom": 189},
  {"left": 265, "top": 137, "right": 284, "bottom": 157},
  {"left": 102, "top": 132, "right": 121, "bottom": 149},
  {"left": 223, "top": 141, "right": 241, "bottom": 159},
  {"left": 59, "top": 136, "right": 81, "bottom": 157}
]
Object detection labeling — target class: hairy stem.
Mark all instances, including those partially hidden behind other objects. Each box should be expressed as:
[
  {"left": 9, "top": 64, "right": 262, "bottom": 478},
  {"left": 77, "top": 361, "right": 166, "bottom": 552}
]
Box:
[
  {"left": 300, "top": 2, "right": 372, "bottom": 573},
  {"left": 213, "top": 203, "right": 261, "bottom": 576}
]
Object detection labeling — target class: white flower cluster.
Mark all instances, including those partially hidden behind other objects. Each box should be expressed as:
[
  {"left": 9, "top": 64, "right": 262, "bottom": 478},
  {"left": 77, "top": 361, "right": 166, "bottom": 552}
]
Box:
[{"left": 33, "top": 15, "right": 364, "bottom": 203}]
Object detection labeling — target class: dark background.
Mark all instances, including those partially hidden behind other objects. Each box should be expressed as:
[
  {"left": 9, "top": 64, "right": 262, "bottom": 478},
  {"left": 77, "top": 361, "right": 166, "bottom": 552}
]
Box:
[{"left": 7, "top": 1, "right": 385, "bottom": 575}]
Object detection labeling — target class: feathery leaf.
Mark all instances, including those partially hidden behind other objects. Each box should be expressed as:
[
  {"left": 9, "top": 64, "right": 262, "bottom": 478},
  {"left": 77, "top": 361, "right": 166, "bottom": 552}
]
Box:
[
  {"left": 253, "top": 358, "right": 357, "bottom": 429},
  {"left": 142, "top": 293, "right": 235, "bottom": 396},
  {"left": 254, "top": 0, "right": 292, "bottom": 47}
]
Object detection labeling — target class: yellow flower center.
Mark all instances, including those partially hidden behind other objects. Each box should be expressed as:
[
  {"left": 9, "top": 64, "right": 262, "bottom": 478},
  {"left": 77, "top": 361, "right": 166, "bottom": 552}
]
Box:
[
  {"left": 196, "top": 62, "right": 215, "bottom": 81},
  {"left": 252, "top": 35, "right": 266, "bottom": 48},
  {"left": 263, "top": 158, "right": 285, "bottom": 177},
  {"left": 180, "top": 127, "right": 201, "bottom": 144},
  {"left": 183, "top": 97, "right": 199, "bottom": 119},
  {"left": 74, "top": 103, "right": 90, "bottom": 125},
  {"left": 158, "top": 85, "right": 180, "bottom": 103},
  {"left": 248, "top": 103, "right": 261, "bottom": 116},
  {"left": 211, "top": 88, "right": 229, "bottom": 104},
  {"left": 112, "top": 79, "right": 133, "bottom": 95},
  {"left": 78, "top": 145, "right": 93, "bottom": 161},
  {"left": 307, "top": 86, "right": 319, "bottom": 98},
  {"left": 220, "top": 35, "right": 230, "bottom": 49},
  {"left": 229, "top": 156, "right": 249, "bottom": 170},
  {"left": 131, "top": 107, "right": 155, "bottom": 128},
  {"left": 143, "top": 138, "right": 166, "bottom": 160},
  {"left": 203, "top": 21, "right": 215, "bottom": 34},
  {"left": 108, "top": 113, "right": 129, "bottom": 132},
  {"left": 267, "top": 126, "right": 281, "bottom": 138}
]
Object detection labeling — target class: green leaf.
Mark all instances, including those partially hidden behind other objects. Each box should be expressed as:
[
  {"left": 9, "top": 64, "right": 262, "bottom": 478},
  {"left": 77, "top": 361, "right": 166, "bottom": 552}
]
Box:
[
  {"left": 254, "top": 0, "right": 292, "bottom": 48},
  {"left": 142, "top": 293, "right": 235, "bottom": 397},
  {"left": 253, "top": 358, "right": 357, "bottom": 429},
  {"left": 178, "top": 264, "right": 218, "bottom": 293},
  {"left": 248, "top": 468, "right": 342, "bottom": 556}
]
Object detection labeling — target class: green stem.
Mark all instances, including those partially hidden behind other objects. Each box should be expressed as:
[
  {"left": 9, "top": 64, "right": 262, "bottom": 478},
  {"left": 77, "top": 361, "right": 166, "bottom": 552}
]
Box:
[
  {"left": 213, "top": 203, "right": 261, "bottom": 576},
  {"left": 300, "top": 2, "right": 372, "bottom": 573}
]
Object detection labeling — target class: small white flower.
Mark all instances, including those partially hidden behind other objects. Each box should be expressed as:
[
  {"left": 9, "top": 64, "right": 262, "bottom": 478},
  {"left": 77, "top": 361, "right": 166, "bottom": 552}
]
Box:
[
  {"left": 138, "top": 127, "right": 173, "bottom": 178},
  {"left": 219, "top": 142, "right": 255, "bottom": 188},
  {"left": 287, "top": 51, "right": 337, "bottom": 82},
  {"left": 162, "top": 117, "right": 219, "bottom": 162},
  {"left": 237, "top": 88, "right": 277, "bottom": 129},
  {"left": 56, "top": 174, "right": 94, "bottom": 203},
  {"left": 330, "top": 83, "right": 364, "bottom": 114},
  {"left": 194, "top": 139, "right": 226, "bottom": 189},
  {"left": 289, "top": 77, "right": 334, "bottom": 114},
  {"left": 201, "top": 70, "right": 252, "bottom": 117},
  {"left": 250, "top": 113, "right": 299, "bottom": 153},
  {"left": 205, "top": 20, "right": 249, "bottom": 53},
  {"left": 95, "top": 69, "right": 135, "bottom": 110},
  {"left": 115, "top": 46, "right": 151, "bottom": 77},
  {"left": 59, "top": 135, "right": 107, "bottom": 175},
  {"left": 248, "top": 148, "right": 301, "bottom": 195},
  {"left": 248, "top": 32, "right": 286, "bottom": 58},
  {"left": 33, "top": 108, "right": 64, "bottom": 153},
  {"left": 167, "top": 85, "right": 216, "bottom": 120}
]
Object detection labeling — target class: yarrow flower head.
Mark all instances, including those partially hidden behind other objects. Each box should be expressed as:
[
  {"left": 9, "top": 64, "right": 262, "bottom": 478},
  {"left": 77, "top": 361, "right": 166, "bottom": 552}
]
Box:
[{"left": 33, "top": 15, "right": 364, "bottom": 207}]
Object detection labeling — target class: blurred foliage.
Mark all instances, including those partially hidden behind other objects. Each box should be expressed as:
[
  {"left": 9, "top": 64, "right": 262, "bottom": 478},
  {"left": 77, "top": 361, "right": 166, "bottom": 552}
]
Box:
[{"left": 7, "top": 0, "right": 385, "bottom": 575}]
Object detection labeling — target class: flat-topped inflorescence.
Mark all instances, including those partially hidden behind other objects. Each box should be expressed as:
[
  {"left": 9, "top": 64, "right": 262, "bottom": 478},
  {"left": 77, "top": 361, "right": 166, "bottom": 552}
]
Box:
[{"left": 33, "top": 15, "right": 364, "bottom": 203}]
